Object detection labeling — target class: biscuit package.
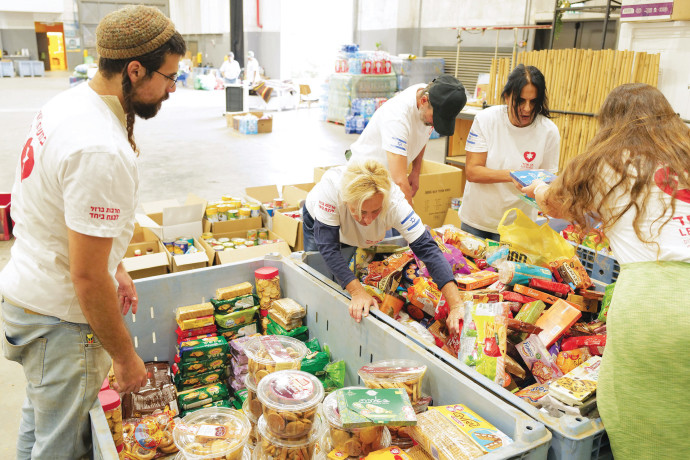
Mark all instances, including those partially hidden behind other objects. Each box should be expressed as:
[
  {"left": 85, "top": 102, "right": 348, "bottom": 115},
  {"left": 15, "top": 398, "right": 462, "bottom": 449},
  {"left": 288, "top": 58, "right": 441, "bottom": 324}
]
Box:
[
  {"left": 178, "top": 336, "right": 229, "bottom": 363},
  {"left": 122, "top": 410, "right": 178, "bottom": 459},
  {"left": 549, "top": 356, "right": 601, "bottom": 406},
  {"left": 177, "top": 383, "right": 230, "bottom": 411},
  {"left": 215, "top": 306, "right": 259, "bottom": 329},
  {"left": 515, "top": 335, "right": 563, "bottom": 384},
  {"left": 211, "top": 294, "right": 259, "bottom": 314},
  {"left": 427, "top": 405, "right": 512, "bottom": 453},
  {"left": 408, "top": 409, "right": 485, "bottom": 460},
  {"left": 216, "top": 282, "right": 254, "bottom": 301},
  {"left": 173, "top": 407, "right": 251, "bottom": 460},
  {"left": 336, "top": 388, "right": 417, "bottom": 429},
  {"left": 459, "top": 300, "right": 509, "bottom": 386}
]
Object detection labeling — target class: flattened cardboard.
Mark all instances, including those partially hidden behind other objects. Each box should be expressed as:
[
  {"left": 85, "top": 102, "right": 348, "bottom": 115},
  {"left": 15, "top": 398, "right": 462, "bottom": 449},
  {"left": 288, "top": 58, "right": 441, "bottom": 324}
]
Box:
[
  {"left": 413, "top": 160, "right": 464, "bottom": 229},
  {"left": 198, "top": 229, "right": 292, "bottom": 265}
]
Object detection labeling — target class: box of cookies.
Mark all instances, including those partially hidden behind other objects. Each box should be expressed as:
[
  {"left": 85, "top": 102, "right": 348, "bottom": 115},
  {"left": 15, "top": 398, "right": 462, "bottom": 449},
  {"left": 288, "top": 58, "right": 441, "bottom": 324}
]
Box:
[
  {"left": 427, "top": 405, "right": 513, "bottom": 453},
  {"left": 178, "top": 336, "right": 229, "bottom": 363},
  {"left": 336, "top": 388, "right": 417, "bottom": 429}
]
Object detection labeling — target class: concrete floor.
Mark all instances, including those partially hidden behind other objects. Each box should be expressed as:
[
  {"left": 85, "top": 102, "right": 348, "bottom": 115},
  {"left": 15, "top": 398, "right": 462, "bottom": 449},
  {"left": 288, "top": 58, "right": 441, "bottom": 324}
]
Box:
[{"left": 0, "top": 71, "right": 446, "bottom": 456}]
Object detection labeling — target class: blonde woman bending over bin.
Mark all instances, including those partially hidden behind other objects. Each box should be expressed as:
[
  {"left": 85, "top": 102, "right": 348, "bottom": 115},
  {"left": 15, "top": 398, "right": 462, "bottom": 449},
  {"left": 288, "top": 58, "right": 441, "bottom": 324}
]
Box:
[
  {"left": 303, "top": 160, "right": 465, "bottom": 329},
  {"left": 522, "top": 83, "right": 690, "bottom": 460}
]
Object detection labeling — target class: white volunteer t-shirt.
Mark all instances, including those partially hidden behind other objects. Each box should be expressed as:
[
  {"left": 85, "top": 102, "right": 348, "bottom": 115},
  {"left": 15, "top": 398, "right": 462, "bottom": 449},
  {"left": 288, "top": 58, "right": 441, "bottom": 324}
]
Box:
[
  {"left": 598, "top": 163, "right": 690, "bottom": 264},
  {"left": 349, "top": 84, "right": 433, "bottom": 167},
  {"left": 460, "top": 105, "right": 560, "bottom": 232},
  {"left": 0, "top": 82, "right": 139, "bottom": 323},
  {"left": 305, "top": 166, "right": 426, "bottom": 248}
]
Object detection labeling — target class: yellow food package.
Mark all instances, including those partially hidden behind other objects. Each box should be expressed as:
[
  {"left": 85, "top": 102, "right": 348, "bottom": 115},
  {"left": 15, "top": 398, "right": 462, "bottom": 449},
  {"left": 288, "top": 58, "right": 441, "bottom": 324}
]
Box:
[
  {"left": 428, "top": 405, "right": 513, "bottom": 453},
  {"left": 364, "top": 446, "right": 413, "bottom": 459}
]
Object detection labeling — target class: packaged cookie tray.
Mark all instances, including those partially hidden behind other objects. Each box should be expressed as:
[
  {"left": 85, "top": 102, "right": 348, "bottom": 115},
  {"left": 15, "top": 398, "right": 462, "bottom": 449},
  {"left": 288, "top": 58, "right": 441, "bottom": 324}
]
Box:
[
  {"left": 358, "top": 359, "right": 427, "bottom": 403},
  {"left": 254, "top": 411, "right": 327, "bottom": 460},
  {"left": 173, "top": 407, "right": 251, "bottom": 460},
  {"left": 323, "top": 387, "right": 392, "bottom": 458},
  {"left": 257, "top": 370, "right": 325, "bottom": 439},
  {"left": 243, "top": 335, "right": 309, "bottom": 384}
]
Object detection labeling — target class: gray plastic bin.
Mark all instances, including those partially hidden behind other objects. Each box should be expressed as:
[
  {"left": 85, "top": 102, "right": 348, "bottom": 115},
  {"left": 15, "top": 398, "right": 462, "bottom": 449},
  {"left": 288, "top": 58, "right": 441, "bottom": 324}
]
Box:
[
  {"left": 92, "top": 255, "right": 552, "bottom": 459},
  {"left": 31, "top": 60, "right": 45, "bottom": 77},
  {"left": 1, "top": 61, "right": 14, "bottom": 77},
  {"left": 17, "top": 60, "right": 33, "bottom": 77},
  {"left": 297, "top": 251, "right": 609, "bottom": 460}
]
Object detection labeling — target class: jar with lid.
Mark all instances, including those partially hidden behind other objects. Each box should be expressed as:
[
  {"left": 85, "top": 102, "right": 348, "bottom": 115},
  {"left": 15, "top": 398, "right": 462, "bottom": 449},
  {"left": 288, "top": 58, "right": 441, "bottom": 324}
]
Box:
[
  {"left": 255, "top": 267, "right": 281, "bottom": 312},
  {"left": 98, "top": 389, "right": 124, "bottom": 454}
]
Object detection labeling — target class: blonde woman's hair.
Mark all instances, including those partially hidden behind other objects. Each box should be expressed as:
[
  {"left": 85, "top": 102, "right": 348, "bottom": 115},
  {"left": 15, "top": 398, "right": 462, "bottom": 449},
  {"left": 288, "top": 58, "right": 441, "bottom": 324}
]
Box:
[{"left": 341, "top": 160, "right": 392, "bottom": 218}]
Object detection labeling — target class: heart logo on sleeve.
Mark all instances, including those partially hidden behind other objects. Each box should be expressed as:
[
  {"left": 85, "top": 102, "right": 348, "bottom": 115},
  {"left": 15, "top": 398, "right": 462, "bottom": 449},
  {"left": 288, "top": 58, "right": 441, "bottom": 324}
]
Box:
[
  {"left": 524, "top": 151, "right": 536, "bottom": 162},
  {"left": 654, "top": 167, "right": 690, "bottom": 204}
]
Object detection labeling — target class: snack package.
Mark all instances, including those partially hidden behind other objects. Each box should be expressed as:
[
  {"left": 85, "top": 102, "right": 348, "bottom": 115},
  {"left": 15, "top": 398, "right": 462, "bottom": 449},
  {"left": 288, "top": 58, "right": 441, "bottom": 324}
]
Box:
[
  {"left": 349, "top": 247, "right": 377, "bottom": 279},
  {"left": 428, "top": 405, "right": 513, "bottom": 453},
  {"left": 403, "top": 262, "right": 422, "bottom": 285},
  {"left": 510, "top": 300, "right": 546, "bottom": 342},
  {"left": 176, "top": 302, "right": 214, "bottom": 322},
  {"left": 502, "top": 291, "right": 537, "bottom": 304},
  {"left": 122, "top": 410, "right": 178, "bottom": 459},
  {"left": 561, "top": 335, "right": 607, "bottom": 356},
  {"left": 455, "top": 270, "right": 500, "bottom": 291},
  {"left": 363, "top": 446, "right": 412, "bottom": 460},
  {"left": 175, "top": 324, "right": 217, "bottom": 340},
  {"left": 515, "top": 382, "right": 550, "bottom": 407},
  {"left": 177, "top": 314, "right": 215, "bottom": 331},
  {"left": 323, "top": 360, "right": 346, "bottom": 392},
  {"left": 216, "top": 281, "right": 253, "bottom": 301},
  {"left": 549, "top": 256, "right": 593, "bottom": 290},
  {"left": 173, "top": 356, "right": 226, "bottom": 377},
  {"left": 174, "top": 369, "right": 225, "bottom": 391},
  {"left": 267, "top": 309, "right": 303, "bottom": 331},
  {"left": 173, "top": 407, "right": 250, "bottom": 460},
  {"left": 529, "top": 278, "right": 571, "bottom": 296},
  {"left": 415, "top": 232, "right": 472, "bottom": 276},
  {"left": 407, "top": 277, "right": 444, "bottom": 317},
  {"left": 364, "top": 252, "right": 414, "bottom": 292},
  {"left": 358, "top": 359, "right": 427, "bottom": 403},
  {"left": 217, "top": 321, "right": 259, "bottom": 343},
  {"left": 177, "top": 336, "right": 229, "bottom": 363},
  {"left": 269, "top": 298, "right": 306, "bottom": 321},
  {"left": 215, "top": 306, "right": 259, "bottom": 329},
  {"left": 122, "top": 383, "right": 179, "bottom": 419},
  {"left": 177, "top": 382, "right": 230, "bottom": 411},
  {"left": 534, "top": 299, "right": 582, "bottom": 348},
  {"left": 229, "top": 333, "right": 262, "bottom": 364},
  {"left": 301, "top": 348, "right": 330, "bottom": 377},
  {"left": 336, "top": 388, "right": 417, "bottom": 428},
  {"left": 549, "top": 356, "right": 602, "bottom": 406},
  {"left": 180, "top": 399, "right": 234, "bottom": 418},
  {"left": 404, "top": 445, "right": 434, "bottom": 460},
  {"left": 442, "top": 225, "right": 487, "bottom": 259},
  {"left": 515, "top": 335, "right": 563, "bottom": 384},
  {"left": 556, "top": 347, "right": 592, "bottom": 375},
  {"left": 598, "top": 282, "right": 615, "bottom": 323},
  {"left": 211, "top": 294, "right": 259, "bottom": 314},
  {"left": 266, "top": 317, "right": 309, "bottom": 341},
  {"left": 408, "top": 409, "right": 485, "bottom": 460},
  {"left": 459, "top": 300, "right": 509, "bottom": 386}
]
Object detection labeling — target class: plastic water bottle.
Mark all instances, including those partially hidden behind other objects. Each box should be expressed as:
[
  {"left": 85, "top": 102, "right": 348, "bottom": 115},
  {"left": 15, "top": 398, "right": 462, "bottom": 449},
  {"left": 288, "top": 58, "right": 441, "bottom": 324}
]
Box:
[
  {"left": 355, "top": 115, "right": 366, "bottom": 134},
  {"left": 351, "top": 98, "right": 362, "bottom": 116},
  {"left": 345, "top": 114, "right": 357, "bottom": 134},
  {"left": 363, "top": 99, "right": 376, "bottom": 118}
]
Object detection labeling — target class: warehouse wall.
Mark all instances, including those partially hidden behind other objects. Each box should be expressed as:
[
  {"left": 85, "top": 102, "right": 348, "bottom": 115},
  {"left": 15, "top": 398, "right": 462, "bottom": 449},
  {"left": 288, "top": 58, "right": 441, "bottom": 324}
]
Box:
[{"left": 244, "top": 0, "right": 281, "bottom": 80}]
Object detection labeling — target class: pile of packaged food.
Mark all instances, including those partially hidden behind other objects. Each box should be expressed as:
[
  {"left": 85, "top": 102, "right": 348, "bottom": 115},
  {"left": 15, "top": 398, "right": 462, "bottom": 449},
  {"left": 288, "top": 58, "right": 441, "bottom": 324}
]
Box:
[
  {"left": 349, "top": 224, "right": 612, "bottom": 420},
  {"left": 205, "top": 196, "right": 260, "bottom": 222},
  {"left": 100, "top": 263, "right": 527, "bottom": 459}
]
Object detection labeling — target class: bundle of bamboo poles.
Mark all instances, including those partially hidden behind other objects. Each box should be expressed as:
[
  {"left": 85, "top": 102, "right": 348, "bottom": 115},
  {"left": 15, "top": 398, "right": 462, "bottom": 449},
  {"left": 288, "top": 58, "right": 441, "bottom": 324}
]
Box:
[{"left": 488, "top": 49, "right": 660, "bottom": 170}]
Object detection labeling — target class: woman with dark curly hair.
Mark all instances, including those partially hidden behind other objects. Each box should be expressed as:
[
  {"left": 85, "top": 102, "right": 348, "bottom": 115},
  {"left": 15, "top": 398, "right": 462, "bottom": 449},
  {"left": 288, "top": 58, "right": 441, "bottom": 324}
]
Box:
[{"left": 523, "top": 83, "right": 690, "bottom": 459}]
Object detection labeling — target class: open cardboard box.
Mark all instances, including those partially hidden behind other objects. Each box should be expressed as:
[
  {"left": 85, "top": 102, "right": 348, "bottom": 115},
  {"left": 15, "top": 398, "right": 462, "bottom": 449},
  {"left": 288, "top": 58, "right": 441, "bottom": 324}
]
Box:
[
  {"left": 225, "top": 111, "right": 273, "bottom": 133},
  {"left": 244, "top": 182, "right": 314, "bottom": 230},
  {"left": 413, "top": 160, "right": 464, "bottom": 229},
  {"left": 121, "top": 225, "right": 169, "bottom": 279},
  {"left": 313, "top": 165, "right": 342, "bottom": 183},
  {"left": 202, "top": 216, "right": 263, "bottom": 234},
  {"left": 167, "top": 238, "right": 214, "bottom": 272},
  {"left": 0, "top": 193, "right": 12, "bottom": 241},
  {"left": 136, "top": 194, "right": 206, "bottom": 241},
  {"left": 199, "top": 229, "right": 291, "bottom": 265},
  {"left": 442, "top": 208, "right": 463, "bottom": 228}
]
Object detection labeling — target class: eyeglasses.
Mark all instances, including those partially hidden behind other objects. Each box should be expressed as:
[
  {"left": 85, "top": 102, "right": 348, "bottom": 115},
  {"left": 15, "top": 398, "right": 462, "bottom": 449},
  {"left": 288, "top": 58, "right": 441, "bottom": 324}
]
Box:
[{"left": 153, "top": 69, "right": 178, "bottom": 89}]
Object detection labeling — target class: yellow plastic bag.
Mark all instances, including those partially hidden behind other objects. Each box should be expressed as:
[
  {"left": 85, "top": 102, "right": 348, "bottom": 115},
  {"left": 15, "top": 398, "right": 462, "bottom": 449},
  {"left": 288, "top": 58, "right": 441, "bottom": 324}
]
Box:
[{"left": 497, "top": 208, "right": 575, "bottom": 268}]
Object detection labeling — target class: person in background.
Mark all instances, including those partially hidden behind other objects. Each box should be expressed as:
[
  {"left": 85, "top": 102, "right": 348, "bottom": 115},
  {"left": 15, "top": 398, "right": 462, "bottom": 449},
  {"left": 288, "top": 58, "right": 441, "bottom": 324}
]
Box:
[
  {"left": 0, "top": 6, "right": 185, "bottom": 459},
  {"left": 460, "top": 64, "right": 560, "bottom": 241},
  {"left": 347, "top": 75, "right": 467, "bottom": 206},
  {"left": 245, "top": 50, "right": 261, "bottom": 85},
  {"left": 522, "top": 83, "right": 690, "bottom": 459},
  {"left": 220, "top": 51, "right": 241, "bottom": 85},
  {"left": 303, "top": 159, "right": 465, "bottom": 332}
]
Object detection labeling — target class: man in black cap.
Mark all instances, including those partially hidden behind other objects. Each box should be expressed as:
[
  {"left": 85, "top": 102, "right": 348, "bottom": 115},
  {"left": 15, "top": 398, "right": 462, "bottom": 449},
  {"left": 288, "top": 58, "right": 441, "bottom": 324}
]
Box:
[{"left": 347, "top": 75, "right": 466, "bottom": 205}]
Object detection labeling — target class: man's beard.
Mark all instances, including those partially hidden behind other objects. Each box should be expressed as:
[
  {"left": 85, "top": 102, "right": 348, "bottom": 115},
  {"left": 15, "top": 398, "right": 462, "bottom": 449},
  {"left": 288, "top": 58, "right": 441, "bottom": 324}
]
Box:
[
  {"left": 419, "top": 105, "right": 432, "bottom": 126},
  {"left": 131, "top": 94, "right": 167, "bottom": 119}
]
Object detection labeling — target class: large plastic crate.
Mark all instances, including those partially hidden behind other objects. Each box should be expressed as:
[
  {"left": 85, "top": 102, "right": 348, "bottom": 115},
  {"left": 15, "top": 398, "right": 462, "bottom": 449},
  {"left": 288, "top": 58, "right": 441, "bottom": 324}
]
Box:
[
  {"left": 298, "top": 251, "right": 609, "bottom": 460},
  {"left": 92, "top": 255, "right": 552, "bottom": 459},
  {"left": 31, "top": 60, "right": 45, "bottom": 77},
  {"left": 1, "top": 61, "right": 14, "bottom": 77},
  {"left": 17, "top": 60, "right": 33, "bottom": 77}
]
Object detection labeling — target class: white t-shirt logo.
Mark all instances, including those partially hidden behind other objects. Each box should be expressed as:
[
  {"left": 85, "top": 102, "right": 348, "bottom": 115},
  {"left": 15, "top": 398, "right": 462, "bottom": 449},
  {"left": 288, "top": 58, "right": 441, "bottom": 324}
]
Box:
[
  {"left": 523, "top": 151, "right": 536, "bottom": 162},
  {"left": 20, "top": 138, "right": 35, "bottom": 181}
]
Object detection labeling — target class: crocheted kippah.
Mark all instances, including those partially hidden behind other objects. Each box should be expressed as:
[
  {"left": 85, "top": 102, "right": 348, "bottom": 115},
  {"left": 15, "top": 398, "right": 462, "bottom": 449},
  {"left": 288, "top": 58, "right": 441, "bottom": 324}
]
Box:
[{"left": 96, "top": 5, "right": 176, "bottom": 59}]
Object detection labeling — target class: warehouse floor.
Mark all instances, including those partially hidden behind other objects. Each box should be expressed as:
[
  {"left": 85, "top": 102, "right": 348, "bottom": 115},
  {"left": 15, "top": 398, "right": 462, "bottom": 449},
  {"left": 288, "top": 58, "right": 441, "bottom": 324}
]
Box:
[{"left": 0, "top": 71, "right": 446, "bottom": 455}]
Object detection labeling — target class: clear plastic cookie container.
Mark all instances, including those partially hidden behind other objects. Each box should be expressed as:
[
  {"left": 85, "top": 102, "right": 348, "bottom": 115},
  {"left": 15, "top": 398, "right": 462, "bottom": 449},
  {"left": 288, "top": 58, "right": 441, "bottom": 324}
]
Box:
[
  {"left": 173, "top": 407, "right": 251, "bottom": 460},
  {"left": 357, "top": 359, "right": 427, "bottom": 403},
  {"left": 244, "top": 336, "right": 308, "bottom": 384},
  {"left": 253, "top": 410, "right": 327, "bottom": 460}
]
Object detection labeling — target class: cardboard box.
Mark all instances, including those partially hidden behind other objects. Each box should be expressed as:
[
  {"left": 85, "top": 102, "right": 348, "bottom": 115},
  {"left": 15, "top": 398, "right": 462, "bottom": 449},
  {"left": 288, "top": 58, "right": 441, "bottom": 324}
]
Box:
[
  {"left": 167, "top": 237, "right": 214, "bottom": 273},
  {"left": 442, "top": 208, "right": 462, "bottom": 228},
  {"left": 244, "top": 182, "right": 314, "bottom": 230},
  {"left": 272, "top": 209, "right": 305, "bottom": 252},
  {"left": 121, "top": 225, "right": 170, "bottom": 279},
  {"left": 621, "top": 0, "right": 674, "bottom": 21},
  {"left": 199, "top": 229, "right": 291, "bottom": 265},
  {"left": 672, "top": 0, "right": 690, "bottom": 19},
  {"left": 202, "top": 216, "right": 263, "bottom": 234},
  {"left": 313, "top": 165, "right": 341, "bottom": 183},
  {"left": 0, "top": 193, "right": 12, "bottom": 241},
  {"left": 136, "top": 194, "right": 206, "bottom": 241},
  {"left": 413, "top": 160, "right": 464, "bottom": 229},
  {"left": 447, "top": 118, "right": 473, "bottom": 157},
  {"left": 225, "top": 111, "right": 273, "bottom": 133}
]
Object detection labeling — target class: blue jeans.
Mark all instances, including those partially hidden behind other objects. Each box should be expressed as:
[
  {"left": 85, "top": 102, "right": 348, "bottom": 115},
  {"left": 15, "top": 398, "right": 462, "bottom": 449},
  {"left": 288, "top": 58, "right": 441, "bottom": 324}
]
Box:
[
  {"left": 302, "top": 205, "right": 318, "bottom": 252},
  {"left": 1, "top": 300, "right": 110, "bottom": 460},
  {"left": 461, "top": 222, "right": 500, "bottom": 243}
]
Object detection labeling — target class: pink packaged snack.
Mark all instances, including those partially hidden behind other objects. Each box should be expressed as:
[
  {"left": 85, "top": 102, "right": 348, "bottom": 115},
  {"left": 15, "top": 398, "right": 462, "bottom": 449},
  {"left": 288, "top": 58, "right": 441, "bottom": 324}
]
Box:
[
  {"left": 415, "top": 234, "right": 472, "bottom": 277},
  {"left": 229, "top": 334, "right": 261, "bottom": 364},
  {"left": 515, "top": 335, "right": 564, "bottom": 384}
]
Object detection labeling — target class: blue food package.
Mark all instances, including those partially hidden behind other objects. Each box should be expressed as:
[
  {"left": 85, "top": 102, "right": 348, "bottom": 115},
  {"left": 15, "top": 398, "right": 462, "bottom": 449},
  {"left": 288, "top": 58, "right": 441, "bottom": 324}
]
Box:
[{"left": 510, "top": 169, "right": 557, "bottom": 188}]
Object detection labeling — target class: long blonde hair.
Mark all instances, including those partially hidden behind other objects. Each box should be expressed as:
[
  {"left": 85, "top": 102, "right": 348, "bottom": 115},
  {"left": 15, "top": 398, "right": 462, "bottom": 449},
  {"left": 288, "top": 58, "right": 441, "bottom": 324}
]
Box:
[
  {"left": 341, "top": 160, "right": 392, "bottom": 218},
  {"left": 550, "top": 83, "right": 690, "bottom": 242}
]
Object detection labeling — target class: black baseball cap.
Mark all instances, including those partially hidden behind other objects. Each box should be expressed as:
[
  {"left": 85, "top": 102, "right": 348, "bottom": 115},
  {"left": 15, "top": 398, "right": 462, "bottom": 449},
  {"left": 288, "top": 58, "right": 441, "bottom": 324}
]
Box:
[{"left": 428, "top": 75, "right": 467, "bottom": 136}]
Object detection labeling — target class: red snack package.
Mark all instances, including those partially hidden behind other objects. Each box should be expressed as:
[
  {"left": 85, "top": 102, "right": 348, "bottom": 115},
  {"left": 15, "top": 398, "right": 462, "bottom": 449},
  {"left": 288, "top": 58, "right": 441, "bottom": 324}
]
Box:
[
  {"left": 529, "top": 278, "right": 571, "bottom": 296},
  {"left": 175, "top": 324, "right": 217, "bottom": 339},
  {"left": 502, "top": 291, "right": 537, "bottom": 304},
  {"left": 561, "top": 335, "right": 607, "bottom": 355},
  {"left": 549, "top": 256, "right": 593, "bottom": 290}
]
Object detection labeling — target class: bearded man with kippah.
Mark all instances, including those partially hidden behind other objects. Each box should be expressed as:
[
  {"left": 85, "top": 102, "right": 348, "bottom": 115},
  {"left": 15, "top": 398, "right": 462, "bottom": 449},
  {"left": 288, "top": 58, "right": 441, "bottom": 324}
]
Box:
[{"left": 0, "top": 6, "right": 185, "bottom": 459}]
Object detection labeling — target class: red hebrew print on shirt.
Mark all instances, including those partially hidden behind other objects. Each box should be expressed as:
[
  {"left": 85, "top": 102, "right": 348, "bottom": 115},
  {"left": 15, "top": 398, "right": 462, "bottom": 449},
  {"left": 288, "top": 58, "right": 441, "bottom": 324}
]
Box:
[
  {"left": 318, "top": 201, "right": 336, "bottom": 214},
  {"left": 20, "top": 138, "right": 35, "bottom": 181},
  {"left": 89, "top": 206, "right": 121, "bottom": 221}
]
